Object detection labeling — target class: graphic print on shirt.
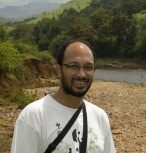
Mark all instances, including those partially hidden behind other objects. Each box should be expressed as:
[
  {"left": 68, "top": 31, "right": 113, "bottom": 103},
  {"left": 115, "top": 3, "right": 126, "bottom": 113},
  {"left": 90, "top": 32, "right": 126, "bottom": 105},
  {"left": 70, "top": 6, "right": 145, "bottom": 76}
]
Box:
[
  {"left": 54, "top": 123, "right": 101, "bottom": 153},
  {"left": 56, "top": 122, "right": 62, "bottom": 135},
  {"left": 87, "top": 127, "right": 104, "bottom": 153},
  {"left": 87, "top": 128, "right": 98, "bottom": 152},
  {"left": 55, "top": 122, "right": 82, "bottom": 153},
  {"left": 72, "top": 129, "right": 82, "bottom": 152}
]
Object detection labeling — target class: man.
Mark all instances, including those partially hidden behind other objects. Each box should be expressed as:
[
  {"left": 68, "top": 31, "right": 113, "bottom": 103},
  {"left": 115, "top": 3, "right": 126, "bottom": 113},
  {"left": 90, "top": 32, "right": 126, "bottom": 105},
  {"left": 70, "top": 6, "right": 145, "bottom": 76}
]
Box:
[{"left": 11, "top": 39, "right": 116, "bottom": 153}]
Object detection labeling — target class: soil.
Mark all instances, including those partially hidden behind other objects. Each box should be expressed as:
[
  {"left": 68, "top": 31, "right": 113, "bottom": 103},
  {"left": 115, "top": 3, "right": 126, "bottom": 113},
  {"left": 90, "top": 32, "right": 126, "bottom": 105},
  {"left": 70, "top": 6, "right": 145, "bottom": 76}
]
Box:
[{"left": 0, "top": 80, "right": 146, "bottom": 153}]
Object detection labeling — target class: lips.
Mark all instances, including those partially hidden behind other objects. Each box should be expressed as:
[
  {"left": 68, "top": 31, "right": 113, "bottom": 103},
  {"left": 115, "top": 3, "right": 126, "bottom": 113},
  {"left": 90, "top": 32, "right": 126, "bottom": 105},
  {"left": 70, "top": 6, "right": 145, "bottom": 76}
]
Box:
[
  {"left": 75, "top": 81, "right": 85, "bottom": 85},
  {"left": 73, "top": 79, "right": 88, "bottom": 88}
]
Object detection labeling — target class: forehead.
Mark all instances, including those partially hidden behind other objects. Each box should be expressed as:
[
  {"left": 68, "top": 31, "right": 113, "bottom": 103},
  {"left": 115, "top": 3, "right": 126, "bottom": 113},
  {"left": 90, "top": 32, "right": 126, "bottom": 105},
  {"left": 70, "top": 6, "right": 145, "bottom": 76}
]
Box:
[{"left": 63, "top": 42, "right": 94, "bottom": 63}]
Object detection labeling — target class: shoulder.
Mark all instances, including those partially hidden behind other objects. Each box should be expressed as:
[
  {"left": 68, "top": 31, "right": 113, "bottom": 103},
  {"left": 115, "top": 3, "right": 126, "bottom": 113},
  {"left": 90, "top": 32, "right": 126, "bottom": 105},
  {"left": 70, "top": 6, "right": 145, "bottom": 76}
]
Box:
[
  {"left": 84, "top": 100, "right": 111, "bottom": 135},
  {"left": 16, "top": 95, "right": 52, "bottom": 124},
  {"left": 84, "top": 100, "right": 109, "bottom": 122},
  {"left": 84, "top": 100, "right": 107, "bottom": 115},
  {"left": 20, "top": 95, "right": 48, "bottom": 113}
]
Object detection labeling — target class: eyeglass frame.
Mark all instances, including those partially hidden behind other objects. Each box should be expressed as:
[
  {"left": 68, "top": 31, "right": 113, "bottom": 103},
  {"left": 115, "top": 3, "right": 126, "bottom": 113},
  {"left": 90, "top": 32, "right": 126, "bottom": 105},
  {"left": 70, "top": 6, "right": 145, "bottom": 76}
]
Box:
[{"left": 62, "top": 63, "right": 95, "bottom": 73}]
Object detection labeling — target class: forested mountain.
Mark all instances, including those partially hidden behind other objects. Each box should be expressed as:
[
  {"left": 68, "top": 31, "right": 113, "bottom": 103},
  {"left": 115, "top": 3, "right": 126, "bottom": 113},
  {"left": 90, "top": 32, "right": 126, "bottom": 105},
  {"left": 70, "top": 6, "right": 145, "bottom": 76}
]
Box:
[
  {"left": 0, "top": 0, "right": 146, "bottom": 81},
  {"left": 27, "top": 0, "right": 92, "bottom": 24},
  {"left": 23, "top": 0, "right": 146, "bottom": 59},
  {"left": 0, "top": 0, "right": 146, "bottom": 101},
  {"left": 1, "top": 0, "right": 146, "bottom": 57},
  {"left": 0, "top": 2, "right": 60, "bottom": 23}
]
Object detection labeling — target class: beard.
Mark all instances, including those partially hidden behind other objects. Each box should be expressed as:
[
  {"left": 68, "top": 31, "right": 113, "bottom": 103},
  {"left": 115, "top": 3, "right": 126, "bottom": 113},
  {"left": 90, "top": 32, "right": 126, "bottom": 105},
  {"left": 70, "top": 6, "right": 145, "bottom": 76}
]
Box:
[{"left": 61, "top": 72, "right": 93, "bottom": 97}]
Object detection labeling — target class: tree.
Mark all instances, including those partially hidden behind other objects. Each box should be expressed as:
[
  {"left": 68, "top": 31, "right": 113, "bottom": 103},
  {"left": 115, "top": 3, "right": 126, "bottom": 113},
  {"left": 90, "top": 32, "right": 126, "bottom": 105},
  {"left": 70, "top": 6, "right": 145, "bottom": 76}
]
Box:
[
  {"left": 0, "top": 23, "right": 7, "bottom": 41},
  {"left": 90, "top": 8, "right": 116, "bottom": 57},
  {"left": 137, "top": 38, "right": 146, "bottom": 58},
  {"left": 93, "top": 0, "right": 146, "bottom": 16},
  {"left": 0, "top": 41, "right": 21, "bottom": 73},
  {"left": 110, "top": 12, "right": 136, "bottom": 58},
  {"left": 58, "top": 8, "right": 79, "bottom": 31},
  {"left": 134, "top": 11, "right": 146, "bottom": 58},
  {"left": 9, "top": 24, "right": 34, "bottom": 44},
  {"left": 48, "top": 31, "right": 70, "bottom": 57},
  {"left": 90, "top": 8, "right": 111, "bottom": 33},
  {"left": 33, "top": 18, "right": 61, "bottom": 50},
  {"left": 115, "top": 0, "right": 146, "bottom": 16},
  {"left": 68, "top": 16, "right": 97, "bottom": 45}
]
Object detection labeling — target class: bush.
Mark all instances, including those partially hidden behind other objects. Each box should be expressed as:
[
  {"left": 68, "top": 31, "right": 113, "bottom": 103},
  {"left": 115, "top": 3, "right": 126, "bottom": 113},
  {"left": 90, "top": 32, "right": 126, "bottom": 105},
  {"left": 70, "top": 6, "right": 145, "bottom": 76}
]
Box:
[
  {"left": 35, "top": 51, "right": 55, "bottom": 64},
  {"left": 0, "top": 41, "right": 21, "bottom": 73},
  {"left": 13, "top": 41, "right": 38, "bottom": 54},
  {"left": 11, "top": 88, "right": 35, "bottom": 109},
  {"left": 0, "top": 24, "right": 7, "bottom": 41}
]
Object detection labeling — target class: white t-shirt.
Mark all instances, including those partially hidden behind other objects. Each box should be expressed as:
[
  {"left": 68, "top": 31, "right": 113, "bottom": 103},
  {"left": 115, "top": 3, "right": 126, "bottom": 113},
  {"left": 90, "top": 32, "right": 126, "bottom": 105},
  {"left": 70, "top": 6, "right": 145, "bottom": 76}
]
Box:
[{"left": 10, "top": 95, "right": 116, "bottom": 153}]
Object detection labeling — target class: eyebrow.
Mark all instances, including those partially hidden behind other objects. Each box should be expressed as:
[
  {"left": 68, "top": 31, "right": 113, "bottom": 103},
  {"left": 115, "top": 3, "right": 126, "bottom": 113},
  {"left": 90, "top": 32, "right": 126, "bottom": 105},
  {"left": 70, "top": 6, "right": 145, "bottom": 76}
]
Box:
[{"left": 67, "top": 61, "right": 94, "bottom": 65}]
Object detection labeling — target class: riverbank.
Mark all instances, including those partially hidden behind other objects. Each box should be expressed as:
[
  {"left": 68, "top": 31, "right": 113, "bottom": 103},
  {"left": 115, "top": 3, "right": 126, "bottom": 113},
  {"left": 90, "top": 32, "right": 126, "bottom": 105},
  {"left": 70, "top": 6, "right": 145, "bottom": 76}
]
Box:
[
  {"left": 95, "top": 58, "right": 146, "bottom": 69},
  {"left": 0, "top": 80, "right": 146, "bottom": 153}
]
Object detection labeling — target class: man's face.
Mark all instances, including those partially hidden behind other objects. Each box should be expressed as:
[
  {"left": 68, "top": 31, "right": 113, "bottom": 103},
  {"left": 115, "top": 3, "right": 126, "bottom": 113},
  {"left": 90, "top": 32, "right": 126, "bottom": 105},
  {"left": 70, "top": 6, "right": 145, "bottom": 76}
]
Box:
[{"left": 60, "top": 42, "right": 94, "bottom": 97}]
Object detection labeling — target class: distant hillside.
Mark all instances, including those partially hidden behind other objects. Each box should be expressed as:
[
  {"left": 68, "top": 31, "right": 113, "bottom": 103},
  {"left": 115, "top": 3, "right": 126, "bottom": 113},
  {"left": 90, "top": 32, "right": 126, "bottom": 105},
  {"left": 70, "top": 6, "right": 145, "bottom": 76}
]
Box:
[
  {"left": 0, "top": 2, "right": 60, "bottom": 23},
  {"left": 27, "top": 0, "right": 92, "bottom": 24},
  {"left": 0, "top": 17, "right": 9, "bottom": 23}
]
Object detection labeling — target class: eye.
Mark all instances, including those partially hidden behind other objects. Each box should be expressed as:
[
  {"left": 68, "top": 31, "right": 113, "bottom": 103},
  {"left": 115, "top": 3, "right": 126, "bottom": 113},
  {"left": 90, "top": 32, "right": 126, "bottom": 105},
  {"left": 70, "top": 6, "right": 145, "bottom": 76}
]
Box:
[
  {"left": 69, "top": 64, "right": 79, "bottom": 70},
  {"left": 84, "top": 65, "right": 94, "bottom": 71}
]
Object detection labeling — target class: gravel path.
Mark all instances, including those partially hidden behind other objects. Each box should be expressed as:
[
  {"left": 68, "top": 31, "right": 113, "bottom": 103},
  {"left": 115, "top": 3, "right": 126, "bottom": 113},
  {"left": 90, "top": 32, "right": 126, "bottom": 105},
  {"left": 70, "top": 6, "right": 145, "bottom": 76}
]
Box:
[
  {"left": 87, "top": 81, "right": 146, "bottom": 153},
  {"left": 0, "top": 80, "right": 146, "bottom": 153}
]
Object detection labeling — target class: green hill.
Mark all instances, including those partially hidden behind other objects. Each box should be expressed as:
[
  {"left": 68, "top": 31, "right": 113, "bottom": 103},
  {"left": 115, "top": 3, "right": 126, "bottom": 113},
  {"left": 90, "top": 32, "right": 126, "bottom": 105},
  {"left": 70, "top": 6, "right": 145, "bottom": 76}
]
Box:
[{"left": 27, "top": 0, "right": 92, "bottom": 24}]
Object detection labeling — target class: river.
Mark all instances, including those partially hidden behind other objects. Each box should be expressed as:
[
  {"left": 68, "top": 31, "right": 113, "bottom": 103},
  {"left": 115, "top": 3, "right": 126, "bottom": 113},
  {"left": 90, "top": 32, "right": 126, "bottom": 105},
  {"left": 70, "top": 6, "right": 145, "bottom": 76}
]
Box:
[{"left": 94, "top": 69, "right": 146, "bottom": 85}]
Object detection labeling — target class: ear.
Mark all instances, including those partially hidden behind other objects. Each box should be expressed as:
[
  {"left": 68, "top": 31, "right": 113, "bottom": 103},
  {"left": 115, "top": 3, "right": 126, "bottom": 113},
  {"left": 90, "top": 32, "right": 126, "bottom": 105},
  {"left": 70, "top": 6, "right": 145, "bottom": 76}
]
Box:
[{"left": 56, "top": 64, "right": 61, "bottom": 78}]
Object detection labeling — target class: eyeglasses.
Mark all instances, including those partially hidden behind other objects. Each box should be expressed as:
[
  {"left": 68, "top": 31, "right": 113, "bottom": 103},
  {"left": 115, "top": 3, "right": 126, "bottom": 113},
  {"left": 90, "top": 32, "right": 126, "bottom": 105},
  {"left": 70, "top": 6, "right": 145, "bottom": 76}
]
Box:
[{"left": 62, "top": 63, "right": 95, "bottom": 73}]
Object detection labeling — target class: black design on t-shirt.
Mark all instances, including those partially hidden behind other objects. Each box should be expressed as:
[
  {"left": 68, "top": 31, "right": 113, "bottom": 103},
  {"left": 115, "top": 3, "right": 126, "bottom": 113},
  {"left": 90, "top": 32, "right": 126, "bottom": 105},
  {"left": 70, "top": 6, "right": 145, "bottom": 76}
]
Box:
[
  {"left": 72, "top": 129, "right": 77, "bottom": 142},
  {"left": 56, "top": 122, "right": 61, "bottom": 135},
  {"left": 56, "top": 122, "right": 60, "bottom": 129},
  {"left": 69, "top": 148, "right": 72, "bottom": 153},
  {"left": 72, "top": 129, "right": 81, "bottom": 152}
]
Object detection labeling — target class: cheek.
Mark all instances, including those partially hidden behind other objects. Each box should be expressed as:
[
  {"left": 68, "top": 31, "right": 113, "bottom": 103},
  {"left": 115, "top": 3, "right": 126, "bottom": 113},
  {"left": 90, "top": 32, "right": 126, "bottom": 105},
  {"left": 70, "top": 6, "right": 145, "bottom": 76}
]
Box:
[
  {"left": 61, "top": 70, "right": 72, "bottom": 83},
  {"left": 88, "top": 71, "right": 94, "bottom": 79},
  {"left": 62, "top": 69, "right": 75, "bottom": 78},
  {"left": 90, "top": 74, "right": 94, "bottom": 80},
  {"left": 85, "top": 73, "right": 94, "bottom": 80}
]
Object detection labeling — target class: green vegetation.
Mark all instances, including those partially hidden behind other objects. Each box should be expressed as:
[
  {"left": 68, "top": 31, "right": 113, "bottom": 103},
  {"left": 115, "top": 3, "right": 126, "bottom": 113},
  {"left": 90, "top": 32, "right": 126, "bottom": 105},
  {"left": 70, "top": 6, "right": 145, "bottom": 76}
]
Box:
[
  {"left": 0, "top": 0, "right": 146, "bottom": 106},
  {"left": 0, "top": 1, "right": 146, "bottom": 152},
  {"left": 0, "top": 23, "right": 7, "bottom": 41},
  {"left": 134, "top": 11, "right": 146, "bottom": 58},
  {"left": 0, "top": 41, "right": 21, "bottom": 73},
  {"left": 1, "top": 0, "right": 146, "bottom": 73},
  {"left": 27, "top": 0, "right": 92, "bottom": 24},
  {"left": 10, "top": 88, "right": 35, "bottom": 109},
  {"left": 26, "top": 0, "right": 146, "bottom": 59}
]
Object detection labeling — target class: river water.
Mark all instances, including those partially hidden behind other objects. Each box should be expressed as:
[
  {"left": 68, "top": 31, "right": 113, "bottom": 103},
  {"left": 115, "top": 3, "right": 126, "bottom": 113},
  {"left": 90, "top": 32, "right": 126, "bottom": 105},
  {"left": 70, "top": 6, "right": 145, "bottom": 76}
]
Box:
[{"left": 94, "top": 69, "right": 146, "bottom": 85}]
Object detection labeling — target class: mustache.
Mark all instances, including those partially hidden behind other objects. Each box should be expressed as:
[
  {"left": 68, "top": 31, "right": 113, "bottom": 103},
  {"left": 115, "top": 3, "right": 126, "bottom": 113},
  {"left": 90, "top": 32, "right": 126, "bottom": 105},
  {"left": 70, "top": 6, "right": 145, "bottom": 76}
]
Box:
[{"left": 73, "top": 76, "right": 89, "bottom": 82}]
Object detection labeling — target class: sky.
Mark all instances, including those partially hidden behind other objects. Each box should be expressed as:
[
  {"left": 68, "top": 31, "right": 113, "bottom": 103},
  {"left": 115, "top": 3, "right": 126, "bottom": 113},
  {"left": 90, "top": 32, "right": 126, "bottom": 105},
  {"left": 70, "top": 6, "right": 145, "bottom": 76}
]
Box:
[{"left": 0, "top": 0, "right": 71, "bottom": 8}]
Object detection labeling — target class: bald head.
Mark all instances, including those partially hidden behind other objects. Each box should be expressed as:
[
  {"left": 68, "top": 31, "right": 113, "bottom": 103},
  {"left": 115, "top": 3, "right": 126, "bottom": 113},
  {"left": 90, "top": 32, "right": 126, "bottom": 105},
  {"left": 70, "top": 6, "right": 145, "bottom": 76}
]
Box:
[
  {"left": 63, "top": 42, "right": 94, "bottom": 65},
  {"left": 57, "top": 39, "right": 95, "bottom": 65}
]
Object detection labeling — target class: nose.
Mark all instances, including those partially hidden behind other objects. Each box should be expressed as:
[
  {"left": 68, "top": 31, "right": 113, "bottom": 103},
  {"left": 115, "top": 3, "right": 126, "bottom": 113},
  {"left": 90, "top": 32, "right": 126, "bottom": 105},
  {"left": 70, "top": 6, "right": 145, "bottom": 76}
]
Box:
[{"left": 76, "top": 67, "right": 86, "bottom": 77}]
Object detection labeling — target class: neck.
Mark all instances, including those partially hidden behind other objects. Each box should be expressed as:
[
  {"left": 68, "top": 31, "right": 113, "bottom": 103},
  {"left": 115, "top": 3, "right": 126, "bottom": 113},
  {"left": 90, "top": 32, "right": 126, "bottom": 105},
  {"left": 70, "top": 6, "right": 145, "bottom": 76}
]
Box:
[{"left": 52, "top": 88, "right": 83, "bottom": 108}]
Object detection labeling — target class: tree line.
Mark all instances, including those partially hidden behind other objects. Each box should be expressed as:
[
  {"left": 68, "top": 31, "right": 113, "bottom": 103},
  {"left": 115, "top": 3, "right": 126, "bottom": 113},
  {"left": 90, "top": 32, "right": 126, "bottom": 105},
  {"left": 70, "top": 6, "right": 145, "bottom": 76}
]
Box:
[{"left": 0, "top": 0, "right": 146, "bottom": 74}]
